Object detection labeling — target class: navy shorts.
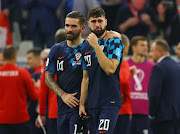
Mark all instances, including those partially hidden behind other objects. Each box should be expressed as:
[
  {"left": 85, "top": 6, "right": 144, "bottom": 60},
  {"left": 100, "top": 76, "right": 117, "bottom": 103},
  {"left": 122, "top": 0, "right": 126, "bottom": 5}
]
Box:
[
  {"left": 130, "top": 114, "right": 152, "bottom": 134},
  {"left": 0, "top": 121, "right": 31, "bottom": 134},
  {"left": 47, "top": 118, "right": 57, "bottom": 134},
  {"left": 57, "top": 111, "right": 79, "bottom": 134},
  {"left": 113, "top": 114, "right": 131, "bottom": 134},
  {"left": 87, "top": 103, "right": 120, "bottom": 134}
]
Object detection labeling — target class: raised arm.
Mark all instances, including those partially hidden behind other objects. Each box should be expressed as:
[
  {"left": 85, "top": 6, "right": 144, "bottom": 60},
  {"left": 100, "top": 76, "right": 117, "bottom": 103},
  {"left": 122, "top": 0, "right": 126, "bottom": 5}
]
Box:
[
  {"left": 23, "top": 69, "right": 39, "bottom": 100},
  {"left": 87, "top": 33, "right": 122, "bottom": 75},
  {"left": 141, "top": 14, "right": 157, "bottom": 34},
  {"left": 103, "top": 30, "right": 122, "bottom": 40}
]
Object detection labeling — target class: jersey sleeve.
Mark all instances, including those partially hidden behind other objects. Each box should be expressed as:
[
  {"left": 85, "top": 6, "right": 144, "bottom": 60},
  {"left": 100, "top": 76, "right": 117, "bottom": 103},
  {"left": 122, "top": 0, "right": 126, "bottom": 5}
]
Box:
[
  {"left": 45, "top": 45, "right": 57, "bottom": 74},
  {"left": 107, "top": 37, "right": 124, "bottom": 62},
  {"left": 22, "top": 69, "right": 39, "bottom": 100},
  {"left": 82, "top": 56, "right": 87, "bottom": 70},
  {"left": 81, "top": 47, "right": 87, "bottom": 71}
]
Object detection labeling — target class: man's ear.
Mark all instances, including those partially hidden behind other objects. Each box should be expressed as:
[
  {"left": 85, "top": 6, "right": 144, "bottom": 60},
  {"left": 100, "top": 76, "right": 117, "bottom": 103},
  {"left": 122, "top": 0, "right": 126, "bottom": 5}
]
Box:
[
  {"left": 131, "top": 45, "right": 135, "bottom": 52},
  {"left": 105, "top": 19, "right": 107, "bottom": 26},
  {"left": 157, "top": 47, "right": 163, "bottom": 56},
  {"left": 82, "top": 25, "right": 85, "bottom": 31}
]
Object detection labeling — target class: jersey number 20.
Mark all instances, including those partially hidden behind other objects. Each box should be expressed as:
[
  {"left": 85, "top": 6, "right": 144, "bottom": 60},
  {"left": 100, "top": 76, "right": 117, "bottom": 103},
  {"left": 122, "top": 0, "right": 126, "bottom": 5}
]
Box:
[{"left": 98, "top": 119, "right": 110, "bottom": 131}]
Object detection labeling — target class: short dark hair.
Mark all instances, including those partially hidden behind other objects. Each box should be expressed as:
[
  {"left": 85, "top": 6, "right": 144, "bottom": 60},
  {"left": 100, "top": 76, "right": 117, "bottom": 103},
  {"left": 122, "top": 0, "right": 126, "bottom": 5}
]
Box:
[
  {"left": 130, "top": 36, "right": 147, "bottom": 46},
  {"left": 66, "top": 11, "right": 85, "bottom": 26},
  {"left": 3, "top": 46, "right": 17, "bottom": 60},
  {"left": 27, "top": 47, "right": 42, "bottom": 56},
  {"left": 88, "top": 7, "right": 106, "bottom": 19},
  {"left": 54, "top": 28, "right": 66, "bottom": 43},
  {"left": 121, "top": 34, "right": 130, "bottom": 47},
  {"left": 153, "top": 39, "right": 169, "bottom": 52}
]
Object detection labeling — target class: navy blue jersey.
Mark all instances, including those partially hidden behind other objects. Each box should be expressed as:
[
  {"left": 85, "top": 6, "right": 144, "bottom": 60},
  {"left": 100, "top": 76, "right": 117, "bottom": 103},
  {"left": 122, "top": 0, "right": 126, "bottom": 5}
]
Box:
[
  {"left": 82, "top": 37, "right": 124, "bottom": 109},
  {"left": 45, "top": 40, "right": 89, "bottom": 114}
]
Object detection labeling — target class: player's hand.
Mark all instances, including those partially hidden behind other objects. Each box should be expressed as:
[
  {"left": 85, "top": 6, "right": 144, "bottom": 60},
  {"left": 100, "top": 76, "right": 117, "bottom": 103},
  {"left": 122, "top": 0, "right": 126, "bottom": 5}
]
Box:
[
  {"left": 126, "top": 17, "right": 139, "bottom": 27},
  {"left": 122, "top": 98, "right": 126, "bottom": 104},
  {"left": 35, "top": 115, "right": 46, "bottom": 128},
  {"left": 61, "top": 92, "right": 80, "bottom": 108},
  {"left": 119, "top": 23, "right": 127, "bottom": 33},
  {"left": 33, "top": 79, "right": 40, "bottom": 88},
  {"left": 35, "top": 118, "right": 40, "bottom": 128},
  {"left": 119, "top": 17, "right": 139, "bottom": 32},
  {"left": 87, "top": 33, "right": 99, "bottom": 48},
  {"left": 140, "top": 14, "right": 152, "bottom": 25},
  {"left": 79, "top": 104, "right": 87, "bottom": 116},
  {"left": 103, "top": 30, "right": 122, "bottom": 40},
  {"left": 130, "top": 65, "right": 137, "bottom": 77},
  {"left": 3, "top": 8, "right": 10, "bottom": 16}
]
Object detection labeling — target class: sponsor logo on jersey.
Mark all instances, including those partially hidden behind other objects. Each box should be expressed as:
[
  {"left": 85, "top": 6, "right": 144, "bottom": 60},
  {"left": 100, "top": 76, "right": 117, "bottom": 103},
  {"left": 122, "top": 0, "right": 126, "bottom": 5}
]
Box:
[
  {"left": 72, "top": 61, "right": 81, "bottom": 66},
  {"left": 85, "top": 51, "right": 91, "bottom": 55},
  {"left": 58, "top": 57, "right": 64, "bottom": 60},
  {"left": 110, "top": 101, "right": 115, "bottom": 104}
]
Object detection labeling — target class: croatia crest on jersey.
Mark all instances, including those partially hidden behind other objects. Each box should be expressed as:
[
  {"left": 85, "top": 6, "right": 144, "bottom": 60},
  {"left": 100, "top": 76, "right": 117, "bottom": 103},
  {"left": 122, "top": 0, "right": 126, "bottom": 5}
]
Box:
[
  {"left": 72, "top": 52, "right": 82, "bottom": 66},
  {"left": 75, "top": 52, "right": 82, "bottom": 61}
]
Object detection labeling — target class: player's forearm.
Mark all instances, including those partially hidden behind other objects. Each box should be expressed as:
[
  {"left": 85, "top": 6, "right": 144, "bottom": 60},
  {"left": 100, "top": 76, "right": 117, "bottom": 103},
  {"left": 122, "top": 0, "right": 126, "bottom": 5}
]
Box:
[
  {"left": 123, "top": 19, "right": 135, "bottom": 28},
  {"left": 45, "top": 71, "right": 65, "bottom": 97},
  {"left": 80, "top": 74, "right": 89, "bottom": 106},
  {"left": 80, "top": 82, "right": 88, "bottom": 106},
  {"left": 147, "top": 21, "right": 157, "bottom": 34},
  {"left": 105, "top": 31, "right": 122, "bottom": 39},
  {"left": 94, "top": 45, "right": 117, "bottom": 75}
]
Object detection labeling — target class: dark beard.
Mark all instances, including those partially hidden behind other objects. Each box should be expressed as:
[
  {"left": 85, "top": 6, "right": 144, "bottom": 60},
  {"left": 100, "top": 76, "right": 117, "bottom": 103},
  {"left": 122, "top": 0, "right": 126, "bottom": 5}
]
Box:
[
  {"left": 65, "top": 30, "right": 81, "bottom": 41},
  {"left": 91, "top": 27, "right": 106, "bottom": 38}
]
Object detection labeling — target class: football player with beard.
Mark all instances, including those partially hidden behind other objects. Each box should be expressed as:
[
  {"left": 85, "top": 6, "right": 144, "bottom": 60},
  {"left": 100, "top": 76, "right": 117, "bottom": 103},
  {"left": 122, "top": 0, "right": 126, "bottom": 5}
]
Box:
[{"left": 79, "top": 7, "right": 124, "bottom": 134}]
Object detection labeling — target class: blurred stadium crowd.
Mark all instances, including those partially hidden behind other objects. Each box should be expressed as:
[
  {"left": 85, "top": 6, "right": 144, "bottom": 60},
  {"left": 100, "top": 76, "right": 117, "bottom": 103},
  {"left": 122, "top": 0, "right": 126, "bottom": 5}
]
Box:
[{"left": 0, "top": 0, "right": 180, "bottom": 55}]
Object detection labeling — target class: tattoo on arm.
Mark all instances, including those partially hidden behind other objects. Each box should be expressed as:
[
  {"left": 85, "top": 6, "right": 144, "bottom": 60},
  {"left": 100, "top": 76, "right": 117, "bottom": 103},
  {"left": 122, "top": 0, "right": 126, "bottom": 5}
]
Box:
[{"left": 45, "top": 71, "right": 65, "bottom": 97}]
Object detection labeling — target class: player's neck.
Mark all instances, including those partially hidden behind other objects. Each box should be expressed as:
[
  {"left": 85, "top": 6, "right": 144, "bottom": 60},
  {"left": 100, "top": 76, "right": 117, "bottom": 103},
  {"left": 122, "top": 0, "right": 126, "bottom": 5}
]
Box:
[
  {"left": 67, "top": 36, "right": 84, "bottom": 47},
  {"left": 131, "top": 54, "right": 146, "bottom": 63},
  {"left": 4, "top": 59, "right": 16, "bottom": 65},
  {"left": 33, "top": 64, "right": 41, "bottom": 70},
  {"left": 98, "top": 31, "right": 107, "bottom": 39}
]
